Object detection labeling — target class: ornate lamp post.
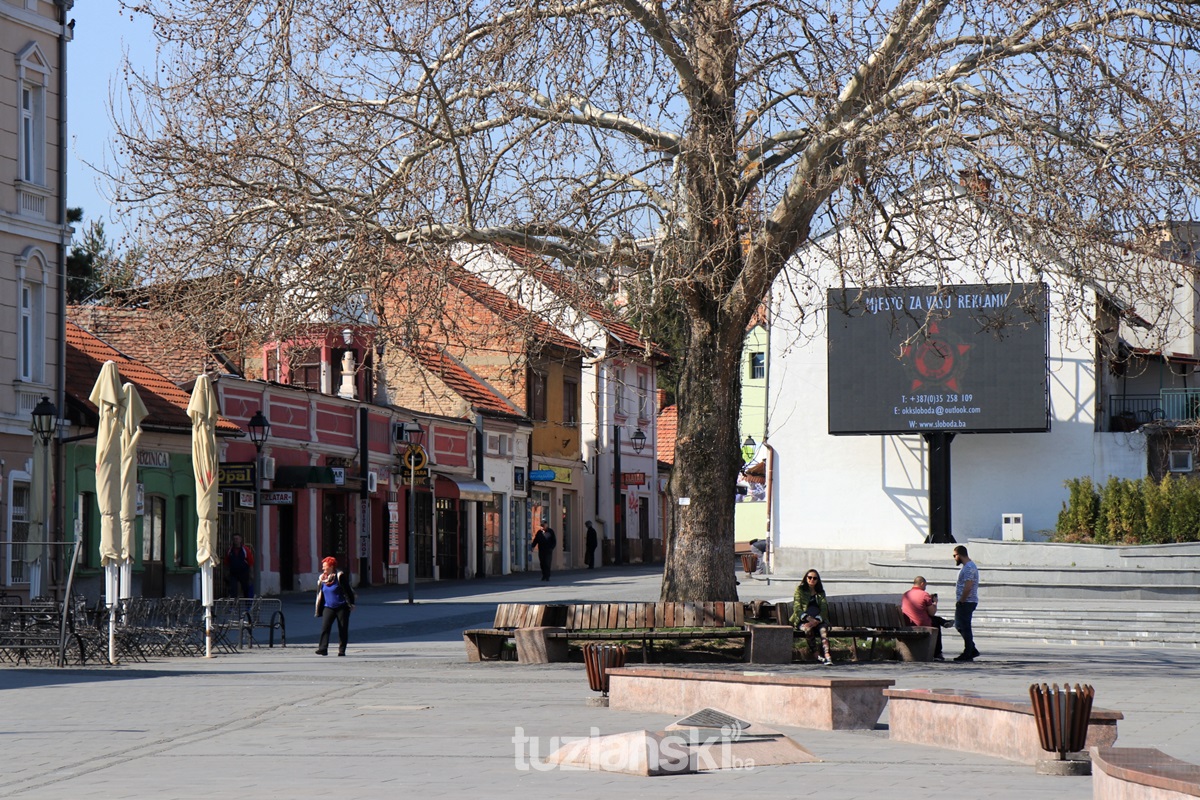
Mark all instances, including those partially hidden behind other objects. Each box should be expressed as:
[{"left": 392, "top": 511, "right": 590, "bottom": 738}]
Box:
[
  {"left": 395, "top": 421, "right": 426, "bottom": 604},
  {"left": 742, "top": 435, "right": 757, "bottom": 465},
  {"left": 30, "top": 396, "right": 57, "bottom": 597},
  {"left": 247, "top": 409, "right": 270, "bottom": 596}
]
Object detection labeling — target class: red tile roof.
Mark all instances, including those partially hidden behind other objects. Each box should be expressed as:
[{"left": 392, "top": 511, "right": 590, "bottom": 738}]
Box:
[
  {"left": 68, "top": 305, "right": 241, "bottom": 385},
  {"left": 410, "top": 345, "right": 527, "bottom": 420},
  {"left": 442, "top": 264, "right": 587, "bottom": 354},
  {"left": 494, "top": 245, "right": 671, "bottom": 360},
  {"left": 656, "top": 404, "right": 678, "bottom": 466},
  {"left": 66, "top": 321, "right": 242, "bottom": 434}
]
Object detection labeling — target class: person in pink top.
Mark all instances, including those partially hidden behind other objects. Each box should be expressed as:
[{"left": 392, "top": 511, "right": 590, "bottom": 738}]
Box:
[{"left": 901, "top": 575, "right": 949, "bottom": 661}]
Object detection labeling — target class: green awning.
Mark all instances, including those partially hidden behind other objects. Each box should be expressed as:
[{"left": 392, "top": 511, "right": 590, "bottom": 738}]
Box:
[{"left": 273, "top": 466, "right": 338, "bottom": 488}]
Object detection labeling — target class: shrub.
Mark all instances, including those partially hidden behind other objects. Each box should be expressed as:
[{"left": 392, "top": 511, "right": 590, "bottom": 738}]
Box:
[{"left": 1054, "top": 474, "right": 1200, "bottom": 544}]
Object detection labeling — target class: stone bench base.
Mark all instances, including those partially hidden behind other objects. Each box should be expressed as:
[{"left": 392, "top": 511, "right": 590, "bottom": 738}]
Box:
[
  {"left": 608, "top": 666, "right": 895, "bottom": 730},
  {"left": 885, "top": 688, "right": 1123, "bottom": 764},
  {"left": 1092, "top": 747, "right": 1200, "bottom": 799},
  {"left": 462, "top": 629, "right": 512, "bottom": 662}
]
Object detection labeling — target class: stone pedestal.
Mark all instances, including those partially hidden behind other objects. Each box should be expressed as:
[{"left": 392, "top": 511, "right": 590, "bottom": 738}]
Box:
[
  {"left": 514, "top": 626, "right": 568, "bottom": 663},
  {"left": 743, "top": 623, "right": 794, "bottom": 664}
]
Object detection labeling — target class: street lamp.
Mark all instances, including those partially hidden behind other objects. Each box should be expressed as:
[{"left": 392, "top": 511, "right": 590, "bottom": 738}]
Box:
[
  {"left": 247, "top": 409, "right": 270, "bottom": 597},
  {"left": 30, "top": 397, "right": 56, "bottom": 598},
  {"left": 742, "top": 435, "right": 756, "bottom": 465},
  {"left": 395, "top": 420, "right": 426, "bottom": 604}
]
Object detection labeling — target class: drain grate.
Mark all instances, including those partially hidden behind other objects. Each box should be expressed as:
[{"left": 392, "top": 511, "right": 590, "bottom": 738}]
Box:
[{"left": 674, "top": 708, "right": 751, "bottom": 731}]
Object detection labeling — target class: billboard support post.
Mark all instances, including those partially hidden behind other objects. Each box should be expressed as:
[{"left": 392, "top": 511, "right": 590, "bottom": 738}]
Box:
[{"left": 924, "top": 432, "right": 957, "bottom": 544}]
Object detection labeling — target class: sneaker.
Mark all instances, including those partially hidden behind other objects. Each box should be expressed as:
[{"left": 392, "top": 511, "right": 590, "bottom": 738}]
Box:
[
  {"left": 337, "top": 652, "right": 346, "bottom": 657},
  {"left": 820, "top": 656, "right": 833, "bottom": 666},
  {"left": 952, "top": 652, "right": 974, "bottom": 662},
  {"left": 942, "top": 619, "right": 956, "bottom": 628},
  {"left": 315, "top": 649, "right": 328, "bottom": 656}
]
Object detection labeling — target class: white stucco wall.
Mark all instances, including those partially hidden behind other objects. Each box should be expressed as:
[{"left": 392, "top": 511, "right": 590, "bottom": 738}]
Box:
[{"left": 768, "top": 195, "right": 1152, "bottom": 551}]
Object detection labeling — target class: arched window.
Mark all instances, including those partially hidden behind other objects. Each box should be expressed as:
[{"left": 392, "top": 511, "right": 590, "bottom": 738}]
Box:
[{"left": 14, "top": 247, "right": 47, "bottom": 384}]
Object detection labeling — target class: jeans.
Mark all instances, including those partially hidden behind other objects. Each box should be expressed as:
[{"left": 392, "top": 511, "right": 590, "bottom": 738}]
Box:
[
  {"left": 318, "top": 605, "right": 351, "bottom": 654},
  {"left": 955, "top": 601, "right": 977, "bottom": 655}
]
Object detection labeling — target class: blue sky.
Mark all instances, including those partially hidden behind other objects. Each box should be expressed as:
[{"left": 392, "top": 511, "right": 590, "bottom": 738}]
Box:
[{"left": 66, "top": 3, "right": 153, "bottom": 239}]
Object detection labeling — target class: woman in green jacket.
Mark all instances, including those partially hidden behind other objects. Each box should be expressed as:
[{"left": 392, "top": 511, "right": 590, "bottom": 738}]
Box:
[{"left": 792, "top": 569, "right": 833, "bottom": 665}]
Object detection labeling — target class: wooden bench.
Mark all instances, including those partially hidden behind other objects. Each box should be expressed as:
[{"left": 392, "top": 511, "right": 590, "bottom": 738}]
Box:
[
  {"left": 462, "top": 603, "right": 566, "bottom": 661},
  {"left": 1092, "top": 747, "right": 1200, "bottom": 799},
  {"left": 773, "top": 598, "right": 938, "bottom": 661},
  {"left": 886, "top": 688, "right": 1123, "bottom": 764},
  {"left": 464, "top": 602, "right": 793, "bottom": 664},
  {"left": 540, "top": 602, "right": 792, "bottom": 664}
]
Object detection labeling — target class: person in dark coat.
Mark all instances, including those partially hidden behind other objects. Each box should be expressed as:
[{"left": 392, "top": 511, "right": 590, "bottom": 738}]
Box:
[
  {"left": 224, "top": 534, "right": 255, "bottom": 598},
  {"left": 532, "top": 526, "right": 556, "bottom": 581},
  {"left": 314, "top": 556, "right": 356, "bottom": 656},
  {"left": 584, "top": 521, "right": 598, "bottom": 569}
]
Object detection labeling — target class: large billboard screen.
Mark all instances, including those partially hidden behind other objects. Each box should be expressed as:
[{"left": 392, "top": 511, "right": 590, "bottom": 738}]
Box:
[{"left": 827, "top": 283, "right": 1049, "bottom": 435}]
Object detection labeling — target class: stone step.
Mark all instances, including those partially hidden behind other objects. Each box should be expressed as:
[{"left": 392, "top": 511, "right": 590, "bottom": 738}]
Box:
[
  {"left": 802, "top": 574, "right": 1200, "bottom": 601},
  {"left": 865, "top": 559, "right": 1200, "bottom": 586}
]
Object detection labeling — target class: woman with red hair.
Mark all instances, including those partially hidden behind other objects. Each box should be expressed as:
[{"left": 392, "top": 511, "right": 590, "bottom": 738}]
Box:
[{"left": 314, "top": 556, "right": 356, "bottom": 656}]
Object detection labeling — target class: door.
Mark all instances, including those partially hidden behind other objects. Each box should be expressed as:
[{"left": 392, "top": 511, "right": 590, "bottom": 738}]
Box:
[
  {"left": 482, "top": 495, "right": 502, "bottom": 576},
  {"left": 142, "top": 495, "right": 166, "bottom": 598},
  {"left": 639, "top": 496, "right": 651, "bottom": 563},
  {"left": 435, "top": 497, "right": 460, "bottom": 579},
  {"left": 322, "top": 493, "right": 348, "bottom": 570},
  {"left": 278, "top": 505, "right": 296, "bottom": 591}
]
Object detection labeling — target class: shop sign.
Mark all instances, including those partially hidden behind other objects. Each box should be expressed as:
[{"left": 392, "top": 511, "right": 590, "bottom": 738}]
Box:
[
  {"left": 262, "top": 491, "right": 294, "bottom": 505},
  {"left": 137, "top": 450, "right": 171, "bottom": 469},
  {"left": 621, "top": 471, "right": 646, "bottom": 487},
  {"left": 219, "top": 463, "right": 256, "bottom": 489},
  {"left": 239, "top": 491, "right": 255, "bottom": 508},
  {"left": 535, "top": 464, "right": 573, "bottom": 484}
]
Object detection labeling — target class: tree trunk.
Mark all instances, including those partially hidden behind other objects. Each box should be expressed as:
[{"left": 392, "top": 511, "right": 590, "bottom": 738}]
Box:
[{"left": 661, "top": 304, "right": 745, "bottom": 601}]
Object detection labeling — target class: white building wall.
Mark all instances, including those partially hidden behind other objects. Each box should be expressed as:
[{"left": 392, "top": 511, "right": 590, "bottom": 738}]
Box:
[{"left": 769, "top": 198, "right": 1152, "bottom": 554}]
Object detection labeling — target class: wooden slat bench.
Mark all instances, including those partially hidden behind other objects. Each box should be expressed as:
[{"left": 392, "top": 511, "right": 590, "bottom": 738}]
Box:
[
  {"left": 464, "top": 602, "right": 793, "bottom": 664},
  {"left": 462, "top": 603, "right": 565, "bottom": 661},
  {"left": 1092, "top": 747, "right": 1200, "bottom": 799},
  {"left": 773, "top": 598, "right": 938, "bottom": 661}
]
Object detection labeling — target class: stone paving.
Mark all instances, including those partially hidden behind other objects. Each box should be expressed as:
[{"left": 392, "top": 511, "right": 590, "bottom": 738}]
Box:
[{"left": 1, "top": 565, "right": 1197, "bottom": 799}]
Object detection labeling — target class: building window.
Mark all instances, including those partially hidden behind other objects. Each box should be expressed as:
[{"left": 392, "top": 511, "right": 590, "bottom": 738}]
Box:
[
  {"left": 18, "top": 279, "right": 44, "bottom": 383},
  {"left": 79, "top": 492, "right": 96, "bottom": 569},
  {"left": 20, "top": 82, "right": 45, "bottom": 185},
  {"left": 8, "top": 479, "right": 32, "bottom": 584},
  {"left": 637, "top": 373, "right": 649, "bottom": 421},
  {"left": 562, "top": 379, "right": 579, "bottom": 426},
  {"left": 487, "top": 433, "right": 512, "bottom": 456},
  {"left": 750, "top": 352, "right": 765, "bottom": 380},
  {"left": 174, "top": 495, "right": 189, "bottom": 567},
  {"left": 290, "top": 348, "right": 322, "bottom": 392},
  {"left": 529, "top": 369, "right": 547, "bottom": 421},
  {"left": 613, "top": 368, "right": 626, "bottom": 417}
]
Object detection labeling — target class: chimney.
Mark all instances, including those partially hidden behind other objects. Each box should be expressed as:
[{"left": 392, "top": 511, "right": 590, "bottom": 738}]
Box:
[{"left": 657, "top": 388, "right": 670, "bottom": 411}]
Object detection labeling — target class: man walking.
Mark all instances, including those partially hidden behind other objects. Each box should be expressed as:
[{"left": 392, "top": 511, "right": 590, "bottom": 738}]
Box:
[
  {"left": 952, "top": 545, "right": 980, "bottom": 662},
  {"left": 584, "top": 521, "right": 598, "bottom": 569},
  {"left": 532, "top": 526, "right": 556, "bottom": 581}
]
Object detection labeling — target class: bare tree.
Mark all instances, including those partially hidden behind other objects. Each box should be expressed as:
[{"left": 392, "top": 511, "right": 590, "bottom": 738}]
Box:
[{"left": 113, "top": 0, "right": 1200, "bottom": 599}]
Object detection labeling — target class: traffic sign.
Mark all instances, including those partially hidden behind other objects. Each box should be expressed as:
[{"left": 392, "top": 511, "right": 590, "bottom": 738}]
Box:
[{"left": 403, "top": 444, "right": 428, "bottom": 471}]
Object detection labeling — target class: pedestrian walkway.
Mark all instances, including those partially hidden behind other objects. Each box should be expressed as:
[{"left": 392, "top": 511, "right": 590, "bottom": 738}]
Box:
[{"left": 2, "top": 565, "right": 1197, "bottom": 799}]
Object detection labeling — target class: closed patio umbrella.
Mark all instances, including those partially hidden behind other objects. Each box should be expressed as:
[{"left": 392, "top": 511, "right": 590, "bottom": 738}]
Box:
[
  {"left": 89, "top": 360, "right": 124, "bottom": 663},
  {"left": 119, "top": 383, "right": 148, "bottom": 602},
  {"left": 188, "top": 375, "right": 220, "bottom": 657}
]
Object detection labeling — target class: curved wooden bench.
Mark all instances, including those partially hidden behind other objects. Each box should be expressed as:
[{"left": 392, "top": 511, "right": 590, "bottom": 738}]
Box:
[{"left": 1092, "top": 747, "right": 1200, "bottom": 799}]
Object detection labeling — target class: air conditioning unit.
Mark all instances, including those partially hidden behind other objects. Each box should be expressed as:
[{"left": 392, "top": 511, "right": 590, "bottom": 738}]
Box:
[
  {"left": 1169, "top": 450, "right": 1194, "bottom": 473},
  {"left": 261, "top": 456, "right": 276, "bottom": 481},
  {"left": 367, "top": 472, "right": 378, "bottom": 493}
]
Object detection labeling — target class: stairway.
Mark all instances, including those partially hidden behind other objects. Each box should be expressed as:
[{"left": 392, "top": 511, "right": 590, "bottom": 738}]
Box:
[{"left": 767, "top": 539, "right": 1200, "bottom": 649}]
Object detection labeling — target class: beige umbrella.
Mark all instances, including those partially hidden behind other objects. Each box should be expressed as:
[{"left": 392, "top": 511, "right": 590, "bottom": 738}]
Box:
[
  {"left": 89, "top": 361, "right": 124, "bottom": 577},
  {"left": 119, "top": 383, "right": 148, "bottom": 601},
  {"left": 188, "top": 374, "right": 220, "bottom": 657}
]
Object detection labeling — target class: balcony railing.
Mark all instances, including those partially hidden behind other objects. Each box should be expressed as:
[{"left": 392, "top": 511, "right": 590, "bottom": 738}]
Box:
[{"left": 1109, "top": 389, "right": 1200, "bottom": 430}]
